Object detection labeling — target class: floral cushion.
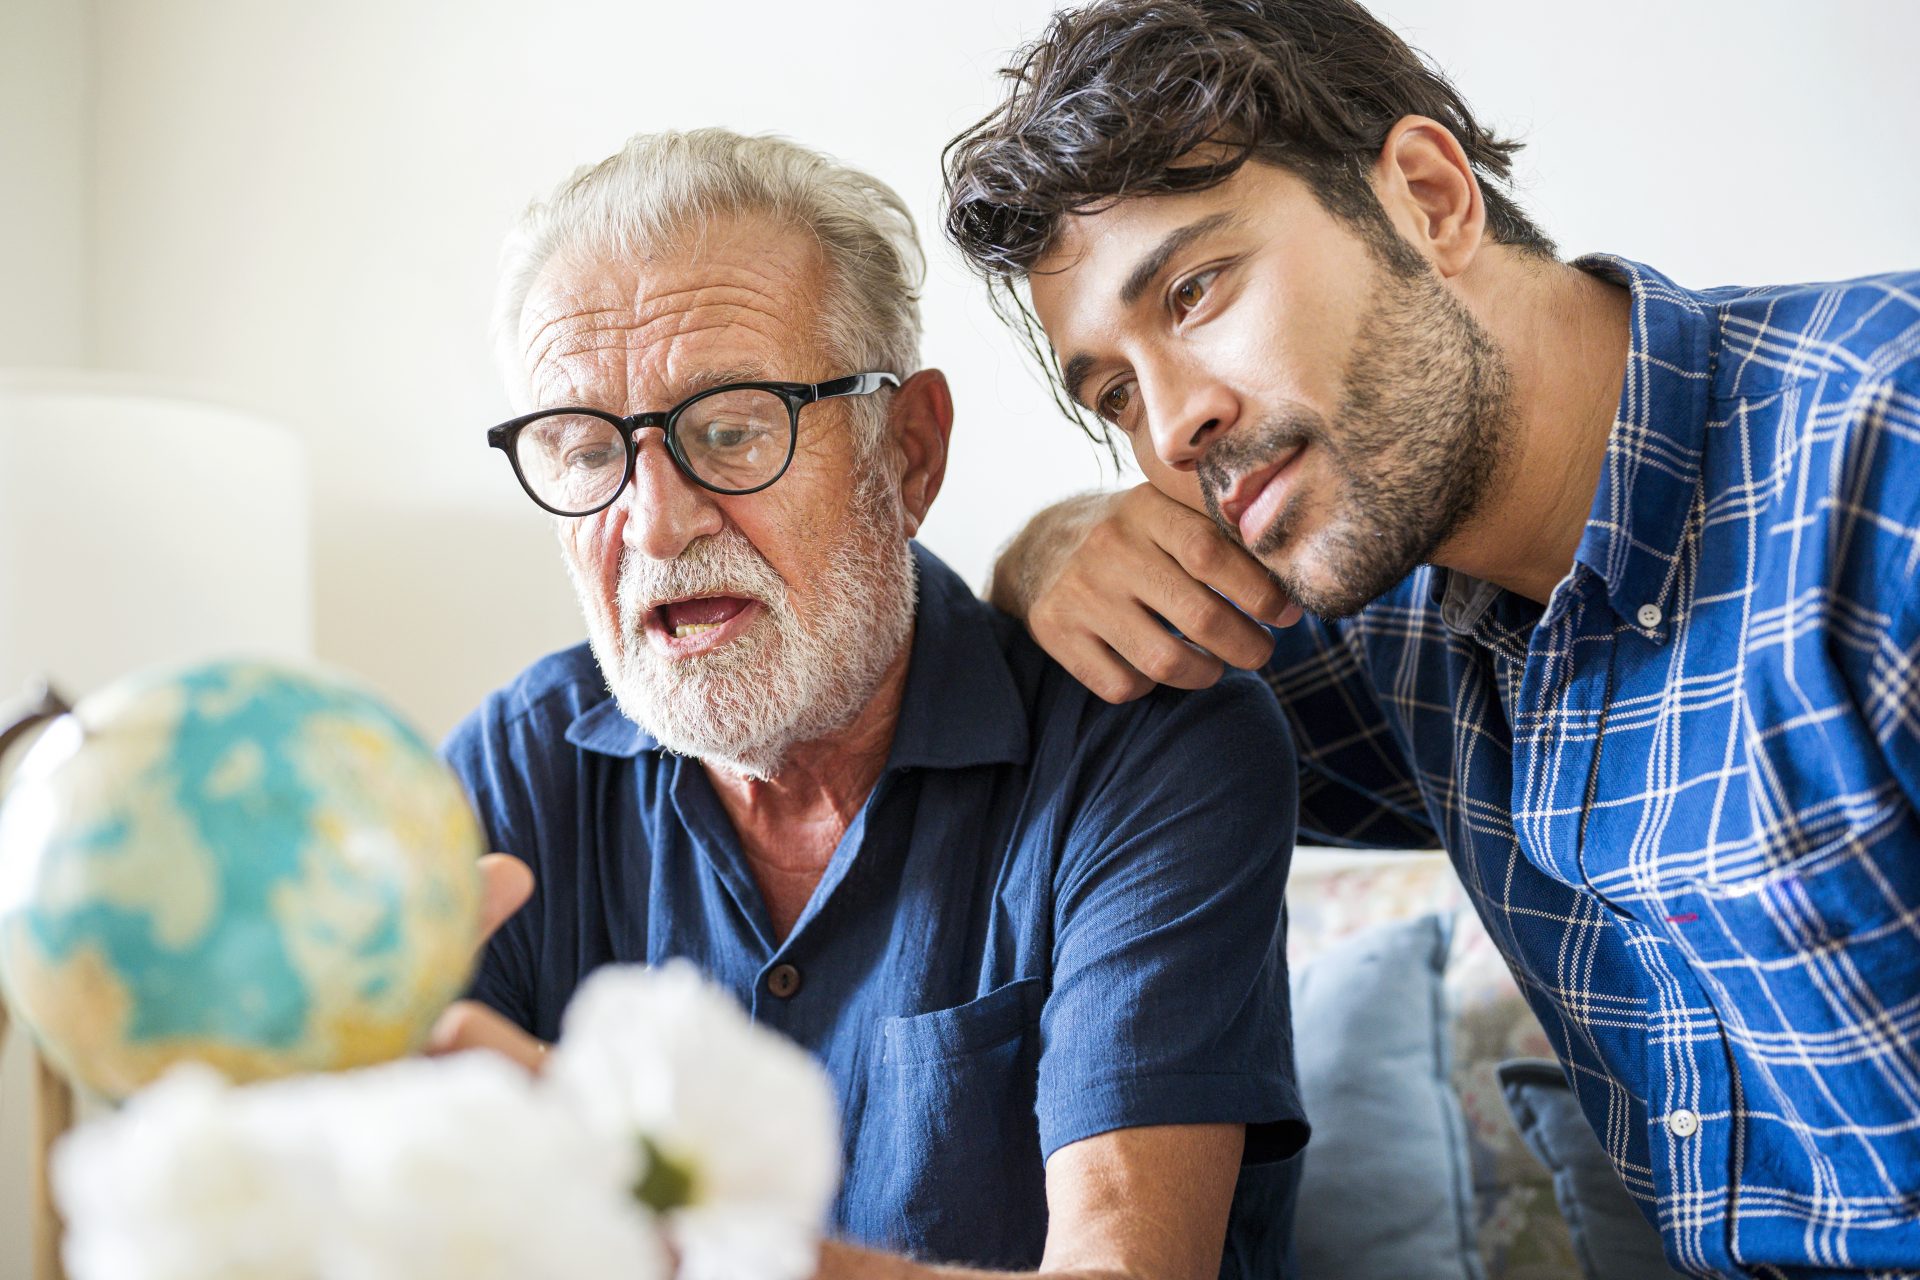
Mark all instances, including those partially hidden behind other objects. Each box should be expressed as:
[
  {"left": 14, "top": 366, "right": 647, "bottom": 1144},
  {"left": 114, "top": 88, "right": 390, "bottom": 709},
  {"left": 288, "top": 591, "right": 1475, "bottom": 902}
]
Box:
[{"left": 1288, "top": 850, "right": 1581, "bottom": 1280}]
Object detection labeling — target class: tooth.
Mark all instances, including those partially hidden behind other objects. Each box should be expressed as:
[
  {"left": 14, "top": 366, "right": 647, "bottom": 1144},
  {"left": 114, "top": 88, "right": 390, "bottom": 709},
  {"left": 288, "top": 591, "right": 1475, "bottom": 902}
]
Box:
[{"left": 672, "top": 622, "right": 721, "bottom": 638}]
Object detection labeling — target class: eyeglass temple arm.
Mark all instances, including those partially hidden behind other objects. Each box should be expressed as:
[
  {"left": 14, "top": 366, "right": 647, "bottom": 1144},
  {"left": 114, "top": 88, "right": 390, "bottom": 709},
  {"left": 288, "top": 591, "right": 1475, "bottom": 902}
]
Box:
[{"left": 811, "top": 372, "right": 901, "bottom": 401}]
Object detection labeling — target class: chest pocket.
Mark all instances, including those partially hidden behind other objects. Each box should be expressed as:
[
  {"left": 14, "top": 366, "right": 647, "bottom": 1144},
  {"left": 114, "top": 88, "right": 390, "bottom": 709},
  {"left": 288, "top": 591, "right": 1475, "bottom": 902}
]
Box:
[{"left": 844, "top": 977, "right": 1046, "bottom": 1269}]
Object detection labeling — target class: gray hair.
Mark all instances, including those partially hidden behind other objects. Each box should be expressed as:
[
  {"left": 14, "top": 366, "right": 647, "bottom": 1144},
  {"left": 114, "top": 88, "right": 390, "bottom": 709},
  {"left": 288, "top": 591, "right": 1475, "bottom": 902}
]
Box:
[{"left": 494, "top": 129, "right": 925, "bottom": 456}]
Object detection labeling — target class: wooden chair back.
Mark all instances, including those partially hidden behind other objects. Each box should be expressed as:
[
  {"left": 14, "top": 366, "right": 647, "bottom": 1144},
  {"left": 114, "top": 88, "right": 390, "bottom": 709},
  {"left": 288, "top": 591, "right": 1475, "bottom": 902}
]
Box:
[{"left": 0, "top": 1000, "right": 73, "bottom": 1280}]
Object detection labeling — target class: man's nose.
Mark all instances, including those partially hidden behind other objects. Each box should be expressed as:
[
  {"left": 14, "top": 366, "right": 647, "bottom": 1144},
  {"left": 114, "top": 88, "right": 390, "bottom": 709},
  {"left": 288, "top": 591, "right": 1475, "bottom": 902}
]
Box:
[
  {"left": 1143, "top": 368, "right": 1237, "bottom": 472},
  {"left": 620, "top": 430, "right": 723, "bottom": 560}
]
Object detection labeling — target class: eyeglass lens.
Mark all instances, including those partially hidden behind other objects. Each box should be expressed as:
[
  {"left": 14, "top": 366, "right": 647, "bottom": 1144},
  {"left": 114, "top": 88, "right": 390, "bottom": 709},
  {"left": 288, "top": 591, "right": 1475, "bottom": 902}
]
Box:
[{"left": 513, "top": 389, "right": 793, "bottom": 514}]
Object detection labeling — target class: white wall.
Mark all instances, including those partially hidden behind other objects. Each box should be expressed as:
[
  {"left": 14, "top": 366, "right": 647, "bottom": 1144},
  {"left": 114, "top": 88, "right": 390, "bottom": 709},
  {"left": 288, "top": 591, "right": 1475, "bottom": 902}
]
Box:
[
  {"left": 1377, "top": 0, "right": 1918, "bottom": 286},
  {"left": 0, "top": 2, "right": 91, "bottom": 1272},
  {"left": 80, "top": 0, "right": 1920, "bottom": 741},
  {"left": 0, "top": 0, "right": 89, "bottom": 369}
]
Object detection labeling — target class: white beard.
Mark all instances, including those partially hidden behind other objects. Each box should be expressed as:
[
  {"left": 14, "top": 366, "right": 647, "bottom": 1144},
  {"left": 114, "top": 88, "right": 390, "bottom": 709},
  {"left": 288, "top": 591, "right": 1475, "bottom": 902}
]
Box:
[{"left": 567, "top": 478, "right": 918, "bottom": 780}]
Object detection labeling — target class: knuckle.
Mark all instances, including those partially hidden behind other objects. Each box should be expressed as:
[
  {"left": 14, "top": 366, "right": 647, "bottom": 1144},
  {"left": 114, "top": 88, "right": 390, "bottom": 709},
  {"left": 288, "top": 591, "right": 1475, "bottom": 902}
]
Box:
[
  {"left": 1145, "top": 567, "right": 1192, "bottom": 608},
  {"left": 1189, "top": 598, "right": 1272, "bottom": 657},
  {"left": 1081, "top": 517, "right": 1127, "bottom": 559},
  {"left": 1136, "top": 644, "right": 1195, "bottom": 686},
  {"left": 1180, "top": 608, "right": 1241, "bottom": 653},
  {"left": 1094, "top": 672, "right": 1151, "bottom": 704},
  {"left": 1028, "top": 612, "right": 1073, "bottom": 656},
  {"left": 1248, "top": 577, "right": 1291, "bottom": 617},
  {"left": 1174, "top": 522, "right": 1227, "bottom": 572},
  {"left": 1031, "top": 588, "right": 1087, "bottom": 638}
]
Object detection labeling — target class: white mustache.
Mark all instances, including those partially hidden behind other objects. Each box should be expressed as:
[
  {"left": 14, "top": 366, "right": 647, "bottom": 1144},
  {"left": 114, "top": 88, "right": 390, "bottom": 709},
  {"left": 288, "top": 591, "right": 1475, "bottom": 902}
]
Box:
[{"left": 616, "top": 529, "right": 786, "bottom": 621}]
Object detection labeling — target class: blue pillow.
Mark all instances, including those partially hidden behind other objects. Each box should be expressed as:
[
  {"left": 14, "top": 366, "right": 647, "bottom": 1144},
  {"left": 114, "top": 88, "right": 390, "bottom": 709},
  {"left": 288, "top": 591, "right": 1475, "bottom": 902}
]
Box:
[
  {"left": 1291, "top": 913, "right": 1482, "bottom": 1280},
  {"left": 1498, "top": 1059, "right": 1682, "bottom": 1280}
]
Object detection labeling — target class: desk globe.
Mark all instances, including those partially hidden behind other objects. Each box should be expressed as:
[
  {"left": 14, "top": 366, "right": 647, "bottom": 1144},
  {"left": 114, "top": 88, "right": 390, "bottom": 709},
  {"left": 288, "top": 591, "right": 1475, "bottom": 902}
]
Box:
[{"left": 0, "top": 660, "right": 484, "bottom": 1100}]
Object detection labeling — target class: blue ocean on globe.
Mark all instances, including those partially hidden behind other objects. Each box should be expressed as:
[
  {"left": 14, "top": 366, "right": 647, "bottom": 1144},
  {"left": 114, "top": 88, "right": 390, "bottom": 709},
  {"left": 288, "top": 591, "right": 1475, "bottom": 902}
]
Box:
[{"left": 0, "top": 660, "right": 484, "bottom": 1099}]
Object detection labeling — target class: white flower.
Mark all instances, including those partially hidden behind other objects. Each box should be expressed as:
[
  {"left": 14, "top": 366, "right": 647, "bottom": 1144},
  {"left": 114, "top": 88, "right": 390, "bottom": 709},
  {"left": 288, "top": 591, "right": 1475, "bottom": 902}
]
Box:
[
  {"left": 55, "top": 1054, "right": 668, "bottom": 1280},
  {"left": 314, "top": 1053, "right": 668, "bottom": 1280},
  {"left": 547, "top": 962, "right": 843, "bottom": 1280},
  {"left": 53, "top": 1064, "right": 327, "bottom": 1280},
  {"left": 54, "top": 966, "right": 839, "bottom": 1280}
]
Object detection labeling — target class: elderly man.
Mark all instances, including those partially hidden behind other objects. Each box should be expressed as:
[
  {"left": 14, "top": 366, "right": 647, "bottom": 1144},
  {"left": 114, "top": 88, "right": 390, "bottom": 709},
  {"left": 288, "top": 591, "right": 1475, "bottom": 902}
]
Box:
[
  {"left": 943, "top": 1, "right": 1920, "bottom": 1276},
  {"left": 431, "top": 129, "right": 1306, "bottom": 1278}
]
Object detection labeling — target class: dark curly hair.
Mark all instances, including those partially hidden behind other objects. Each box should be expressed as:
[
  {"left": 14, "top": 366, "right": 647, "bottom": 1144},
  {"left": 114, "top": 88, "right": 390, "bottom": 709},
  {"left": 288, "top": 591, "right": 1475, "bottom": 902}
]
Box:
[{"left": 942, "top": 0, "right": 1553, "bottom": 441}]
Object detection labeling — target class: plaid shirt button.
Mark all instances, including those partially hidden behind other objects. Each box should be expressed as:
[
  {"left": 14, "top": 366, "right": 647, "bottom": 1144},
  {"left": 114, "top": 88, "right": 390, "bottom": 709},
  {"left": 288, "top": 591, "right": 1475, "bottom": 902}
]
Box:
[
  {"left": 1636, "top": 603, "right": 1663, "bottom": 628},
  {"left": 1666, "top": 1108, "right": 1700, "bottom": 1139}
]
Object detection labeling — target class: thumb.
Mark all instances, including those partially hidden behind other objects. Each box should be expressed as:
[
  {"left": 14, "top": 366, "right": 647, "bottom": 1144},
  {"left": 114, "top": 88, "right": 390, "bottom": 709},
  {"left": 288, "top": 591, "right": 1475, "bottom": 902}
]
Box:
[{"left": 475, "top": 853, "right": 535, "bottom": 955}]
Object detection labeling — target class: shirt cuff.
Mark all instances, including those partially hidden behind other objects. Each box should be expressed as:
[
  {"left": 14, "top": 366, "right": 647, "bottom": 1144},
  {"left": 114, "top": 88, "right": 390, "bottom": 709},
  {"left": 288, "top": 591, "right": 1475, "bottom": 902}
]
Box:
[{"left": 1040, "top": 1070, "right": 1310, "bottom": 1166}]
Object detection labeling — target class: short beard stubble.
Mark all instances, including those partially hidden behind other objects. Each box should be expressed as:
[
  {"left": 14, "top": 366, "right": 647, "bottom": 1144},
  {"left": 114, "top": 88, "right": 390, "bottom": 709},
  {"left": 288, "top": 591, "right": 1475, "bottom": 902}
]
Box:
[{"left": 1197, "top": 241, "right": 1516, "bottom": 620}]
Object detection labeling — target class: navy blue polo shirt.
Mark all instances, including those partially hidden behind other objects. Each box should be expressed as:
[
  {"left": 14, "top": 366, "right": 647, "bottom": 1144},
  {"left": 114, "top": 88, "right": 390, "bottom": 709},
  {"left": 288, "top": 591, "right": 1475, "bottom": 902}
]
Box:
[{"left": 444, "top": 544, "right": 1306, "bottom": 1273}]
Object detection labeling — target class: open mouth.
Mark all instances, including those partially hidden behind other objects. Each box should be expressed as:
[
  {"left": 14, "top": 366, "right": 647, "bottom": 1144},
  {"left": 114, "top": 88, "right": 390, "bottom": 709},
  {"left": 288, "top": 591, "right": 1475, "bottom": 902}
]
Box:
[{"left": 643, "top": 595, "right": 763, "bottom": 655}]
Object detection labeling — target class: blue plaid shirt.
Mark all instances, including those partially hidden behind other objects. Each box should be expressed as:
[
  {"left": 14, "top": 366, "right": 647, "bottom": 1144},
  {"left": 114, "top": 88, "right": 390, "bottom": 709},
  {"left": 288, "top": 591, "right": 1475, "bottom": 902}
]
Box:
[{"left": 1264, "top": 257, "right": 1920, "bottom": 1278}]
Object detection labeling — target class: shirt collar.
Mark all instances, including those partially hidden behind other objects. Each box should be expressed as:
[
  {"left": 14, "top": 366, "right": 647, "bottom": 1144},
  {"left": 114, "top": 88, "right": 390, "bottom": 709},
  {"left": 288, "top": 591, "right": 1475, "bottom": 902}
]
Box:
[
  {"left": 564, "top": 541, "right": 1030, "bottom": 770},
  {"left": 1565, "top": 254, "right": 1718, "bottom": 636},
  {"left": 564, "top": 688, "right": 652, "bottom": 758}
]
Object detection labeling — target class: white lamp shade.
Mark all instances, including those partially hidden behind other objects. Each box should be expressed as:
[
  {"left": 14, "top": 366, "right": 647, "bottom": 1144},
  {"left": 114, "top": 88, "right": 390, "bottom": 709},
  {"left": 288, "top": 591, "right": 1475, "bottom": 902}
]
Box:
[{"left": 0, "top": 371, "right": 314, "bottom": 700}]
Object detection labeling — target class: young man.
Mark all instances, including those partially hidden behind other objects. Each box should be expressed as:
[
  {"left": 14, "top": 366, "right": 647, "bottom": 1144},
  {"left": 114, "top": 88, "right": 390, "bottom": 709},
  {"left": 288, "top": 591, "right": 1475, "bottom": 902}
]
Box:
[{"left": 943, "top": 2, "right": 1920, "bottom": 1276}]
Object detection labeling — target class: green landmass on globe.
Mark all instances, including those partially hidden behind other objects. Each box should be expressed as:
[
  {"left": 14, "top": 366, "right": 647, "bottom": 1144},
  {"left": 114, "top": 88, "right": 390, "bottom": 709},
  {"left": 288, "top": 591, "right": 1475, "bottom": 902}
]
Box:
[{"left": 0, "top": 660, "right": 485, "bottom": 1100}]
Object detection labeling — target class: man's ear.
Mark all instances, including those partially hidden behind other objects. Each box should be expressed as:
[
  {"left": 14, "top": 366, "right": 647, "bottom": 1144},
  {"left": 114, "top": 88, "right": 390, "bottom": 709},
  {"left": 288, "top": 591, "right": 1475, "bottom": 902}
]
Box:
[
  {"left": 1371, "top": 115, "right": 1487, "bottom": 280},
  {"left": 888, "top": 369, "right": 953, "bottom": 538}
]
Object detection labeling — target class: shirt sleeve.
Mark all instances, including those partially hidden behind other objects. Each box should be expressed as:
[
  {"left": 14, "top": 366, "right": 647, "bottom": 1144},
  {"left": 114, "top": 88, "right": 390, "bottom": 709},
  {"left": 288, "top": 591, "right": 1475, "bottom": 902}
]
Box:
[
  {"left": 1840, "top": 363, "right": 1920, "bottom": 813},
  {"left": 1035, "top": 672, "right": 1308, "bottom": 1165},
  {"left": 1261, "top": 614, "right": 1439, "bottom": 849},
  {"left": 1875, "top": 587, "right": 1920, "bottom": 809},
  {"left": 441, "top": 700, "right": 541, "bottom": 1034}
]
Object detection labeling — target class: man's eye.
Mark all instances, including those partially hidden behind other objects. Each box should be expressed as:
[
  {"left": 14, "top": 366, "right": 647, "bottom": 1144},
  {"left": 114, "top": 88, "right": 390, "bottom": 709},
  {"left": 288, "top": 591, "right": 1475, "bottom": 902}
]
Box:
[
  {"left": 1097, "top": 382, "right": 1134, "bottom": 425},
  {"left": 695, "top": 421, "right": 765, "bottom": 450},
  {"left": 1173, "top": 269, "right": 1218, "bottom": 314},
  {"left": 565, "top": 445, "right": 619, "bottom": 471}
]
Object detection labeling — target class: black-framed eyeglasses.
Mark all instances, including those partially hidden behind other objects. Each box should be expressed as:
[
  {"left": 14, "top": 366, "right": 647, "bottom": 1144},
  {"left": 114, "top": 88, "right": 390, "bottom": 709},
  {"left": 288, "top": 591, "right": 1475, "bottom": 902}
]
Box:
[{"left": 487, "top": 372, "right": 900, "bottom": 517}]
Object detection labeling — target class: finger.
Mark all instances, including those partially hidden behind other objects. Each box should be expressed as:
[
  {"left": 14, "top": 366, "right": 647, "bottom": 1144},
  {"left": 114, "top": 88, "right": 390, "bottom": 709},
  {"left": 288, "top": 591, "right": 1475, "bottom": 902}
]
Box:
[
  {"left": 1148, "top": 501, "right": 1297, "bottom": 626},
  {"left": 475, "top": 853, "right": 534, "bottom": 954},
  {"left": 1123, "top": 551, "right": 1277, "bottom": 672},
  {"left": 1099, "top": 607, "right": 1231, "bottom": 691},
  {"left": 427, "top": 1000, "right": 549, "bottom": 1073},
  {"left": 1038, "top": 569, "right": 1232, "bottom": 693},
  {"left": 1045, "top": 631, "right": 1157, "bottom": 705},
  {"left": 1028, "top": 602, "right": 1156, "bottom": 705}
]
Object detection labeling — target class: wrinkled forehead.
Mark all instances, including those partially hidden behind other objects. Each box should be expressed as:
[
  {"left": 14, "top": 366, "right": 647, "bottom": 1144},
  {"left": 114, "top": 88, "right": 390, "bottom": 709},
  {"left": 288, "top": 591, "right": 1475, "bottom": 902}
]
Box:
[{"left": 517, "top": 214, "right": 830, "bottom": 406}]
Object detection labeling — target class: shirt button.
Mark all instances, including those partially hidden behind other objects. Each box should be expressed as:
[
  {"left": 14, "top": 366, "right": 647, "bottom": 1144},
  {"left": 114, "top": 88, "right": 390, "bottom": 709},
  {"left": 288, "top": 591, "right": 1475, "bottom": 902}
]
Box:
[
  {"left": 767, "top": 963, "right": 803, "bottom": 999},
  {"left": 1666, "top": 1107, "right": 1700, "bottom": 1139},
  {"left": 1637, "top": 603, "right": 1663, "bottom": 629}
]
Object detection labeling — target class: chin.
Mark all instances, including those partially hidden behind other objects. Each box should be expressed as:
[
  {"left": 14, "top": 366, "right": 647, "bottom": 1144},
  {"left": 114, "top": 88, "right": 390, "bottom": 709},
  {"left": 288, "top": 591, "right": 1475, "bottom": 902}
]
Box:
[{"left": 1262, "top": 533, "right": 1412, "bottom": 623}]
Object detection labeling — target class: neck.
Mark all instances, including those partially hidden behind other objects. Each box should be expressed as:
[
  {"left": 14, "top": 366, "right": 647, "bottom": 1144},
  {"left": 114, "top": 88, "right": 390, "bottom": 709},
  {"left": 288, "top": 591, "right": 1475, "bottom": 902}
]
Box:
[{"left": 1436, "top": 250, "right": 1632, "bottom": 604}]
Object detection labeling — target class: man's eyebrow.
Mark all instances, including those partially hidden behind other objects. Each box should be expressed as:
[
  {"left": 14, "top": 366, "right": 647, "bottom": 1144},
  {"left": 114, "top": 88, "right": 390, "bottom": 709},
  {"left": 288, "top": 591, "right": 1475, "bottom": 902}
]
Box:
[
  {"left": 1118, "top": 212, "right": 1238, "bottom": 306},
  {"left": 554, "top": 364, "right": 771, "bottom": 416},
  {"left": 1060, "top": 352, "right": 1097, "bottom": 408},
  {"left": 675, "top": 364, "right": 771, "bottom": 398}
]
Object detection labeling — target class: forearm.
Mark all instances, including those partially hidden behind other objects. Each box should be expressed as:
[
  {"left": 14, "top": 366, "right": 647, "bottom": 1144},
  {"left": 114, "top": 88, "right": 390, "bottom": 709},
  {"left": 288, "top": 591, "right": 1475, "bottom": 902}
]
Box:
[
  {"left": 816, "top": 1126, "right": 1241, "bottom": 1280},
  {"left": 987, "top": 490, "right": 1117, "bottom": 618},
  {"left": 816, "top": 1241, "right": 1129, "bottom": 1280}
]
